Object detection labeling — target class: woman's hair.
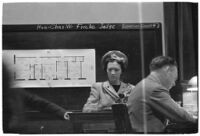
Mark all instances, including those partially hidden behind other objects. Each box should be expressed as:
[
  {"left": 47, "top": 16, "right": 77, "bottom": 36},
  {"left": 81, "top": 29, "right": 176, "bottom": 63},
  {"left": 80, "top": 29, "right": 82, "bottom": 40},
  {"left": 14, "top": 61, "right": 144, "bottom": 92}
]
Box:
[
  {"left": 149, "top": 56, "right": 177, "bottom": 71},
  {"left": 101, "top": 50, "right": 128, "bottom": 72}
]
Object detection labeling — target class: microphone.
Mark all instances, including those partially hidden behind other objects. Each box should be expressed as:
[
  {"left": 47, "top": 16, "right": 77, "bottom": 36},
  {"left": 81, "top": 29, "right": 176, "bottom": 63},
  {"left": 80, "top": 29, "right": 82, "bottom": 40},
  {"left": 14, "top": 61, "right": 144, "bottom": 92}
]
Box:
[
  {"left": 115, "top": 93, "right": 125, "bottom": 103},
  {"left": 118, "top": 93, "right": 125, "bottom": 99}
]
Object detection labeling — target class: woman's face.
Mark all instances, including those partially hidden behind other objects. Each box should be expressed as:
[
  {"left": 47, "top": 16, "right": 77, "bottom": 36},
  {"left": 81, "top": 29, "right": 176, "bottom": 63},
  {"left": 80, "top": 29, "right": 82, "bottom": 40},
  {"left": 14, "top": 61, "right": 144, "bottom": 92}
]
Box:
[{"left": 106, "top": 61, "right": 122, "bottom": 84}]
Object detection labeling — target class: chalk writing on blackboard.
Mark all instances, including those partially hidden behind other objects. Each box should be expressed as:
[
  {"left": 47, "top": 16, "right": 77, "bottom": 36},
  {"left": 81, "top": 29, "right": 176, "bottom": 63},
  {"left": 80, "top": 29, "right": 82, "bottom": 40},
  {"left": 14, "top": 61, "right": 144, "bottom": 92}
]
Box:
[
  {"left": 36, "top": 24, "right": 117, "bottom": 31},
  {"left": 3, "top": 23, "right": 161, "bottom": 32}
]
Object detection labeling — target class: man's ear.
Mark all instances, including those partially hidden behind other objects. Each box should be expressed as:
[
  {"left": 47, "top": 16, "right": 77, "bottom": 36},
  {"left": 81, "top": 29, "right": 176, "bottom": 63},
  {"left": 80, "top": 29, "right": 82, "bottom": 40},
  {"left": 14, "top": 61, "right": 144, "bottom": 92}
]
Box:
[{"left": 162, "top": 65, "right": 170, "bottom": 73}]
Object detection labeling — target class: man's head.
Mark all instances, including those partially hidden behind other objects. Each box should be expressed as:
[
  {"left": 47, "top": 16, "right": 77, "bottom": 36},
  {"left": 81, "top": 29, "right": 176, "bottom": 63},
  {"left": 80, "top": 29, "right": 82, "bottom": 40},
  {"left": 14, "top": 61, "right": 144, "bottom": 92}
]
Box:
[{"left": 150, "top": 56, "right": 178, "bottom": 89}]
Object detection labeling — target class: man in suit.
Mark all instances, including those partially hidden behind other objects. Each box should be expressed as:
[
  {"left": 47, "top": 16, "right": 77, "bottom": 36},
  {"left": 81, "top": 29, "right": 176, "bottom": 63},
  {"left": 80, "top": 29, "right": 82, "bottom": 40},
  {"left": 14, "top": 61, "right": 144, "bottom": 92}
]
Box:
[
  {"left": 127, "top": 56, "right": 197, "bottom": 133},
  {"left": 3, "top": 64, "right": 70, "bottom": 133}
]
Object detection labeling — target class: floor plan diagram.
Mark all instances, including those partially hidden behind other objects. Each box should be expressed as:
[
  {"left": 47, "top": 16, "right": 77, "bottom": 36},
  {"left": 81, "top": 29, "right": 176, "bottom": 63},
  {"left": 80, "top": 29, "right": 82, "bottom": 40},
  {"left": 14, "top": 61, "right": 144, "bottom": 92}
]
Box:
[{"left": 3, "top": 49, "right": 95, "bottom": 87}]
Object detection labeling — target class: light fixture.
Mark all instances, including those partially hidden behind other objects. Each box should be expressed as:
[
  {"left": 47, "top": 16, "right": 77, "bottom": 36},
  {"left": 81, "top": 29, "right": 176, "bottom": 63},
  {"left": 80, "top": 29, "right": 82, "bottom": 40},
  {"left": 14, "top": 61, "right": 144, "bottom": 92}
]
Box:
[{"left": 187, "top": 76, "right": 198, "bottom": 91}]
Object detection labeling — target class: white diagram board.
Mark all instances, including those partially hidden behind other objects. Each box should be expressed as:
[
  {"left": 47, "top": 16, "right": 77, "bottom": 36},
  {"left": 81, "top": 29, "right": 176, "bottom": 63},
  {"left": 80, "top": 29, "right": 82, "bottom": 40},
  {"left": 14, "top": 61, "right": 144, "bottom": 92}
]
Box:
[{"left": 3, "top": 49, "right": 96, "bottom": 88}]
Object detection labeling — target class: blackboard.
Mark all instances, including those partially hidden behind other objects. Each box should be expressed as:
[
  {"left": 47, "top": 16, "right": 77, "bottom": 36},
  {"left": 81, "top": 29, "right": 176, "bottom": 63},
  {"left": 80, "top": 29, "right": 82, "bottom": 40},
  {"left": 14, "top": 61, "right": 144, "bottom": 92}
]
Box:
[
  {"left": 3, "top": 23, "right": 163, "bottom": 84},
  {"left": 3, "top": 23, "right": 163, "bottom": 110}
]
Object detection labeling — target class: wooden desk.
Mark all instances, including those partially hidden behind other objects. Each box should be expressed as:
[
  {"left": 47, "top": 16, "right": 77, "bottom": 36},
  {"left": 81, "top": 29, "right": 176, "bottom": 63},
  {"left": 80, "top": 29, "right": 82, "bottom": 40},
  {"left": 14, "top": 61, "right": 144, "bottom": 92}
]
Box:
[
  {"left": 69, "top": 111, "right": 115, "bottom": 133},
  {"left": 165, "top": 122, "right": 198, "bottom": 133},
  {"left": 9, "top": 111, "right": 72, "bottom": 134}
]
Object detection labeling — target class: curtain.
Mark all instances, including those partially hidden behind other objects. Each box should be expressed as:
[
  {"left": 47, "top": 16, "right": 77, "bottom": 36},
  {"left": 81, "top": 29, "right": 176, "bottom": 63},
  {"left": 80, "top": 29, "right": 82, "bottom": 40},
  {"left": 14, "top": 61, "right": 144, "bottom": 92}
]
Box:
[
  {"left": 164, "top": 2, "right": 198, "bottom": 101},
  {"left": 164, "top": 2, "right": 198, "bottom": 80}
]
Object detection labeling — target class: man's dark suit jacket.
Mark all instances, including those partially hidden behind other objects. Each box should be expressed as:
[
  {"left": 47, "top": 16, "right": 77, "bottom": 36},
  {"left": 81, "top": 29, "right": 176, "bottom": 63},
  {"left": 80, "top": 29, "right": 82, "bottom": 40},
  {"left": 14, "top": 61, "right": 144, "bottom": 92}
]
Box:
[
  {"left": 3, "top": 65, "right": 67, "bottom": 133},
  {"left": 3, "top": 88, "right": 67, "bottom": 133},
  {"left": 127, "top": 73, "right": 196, "bottom": 133}
]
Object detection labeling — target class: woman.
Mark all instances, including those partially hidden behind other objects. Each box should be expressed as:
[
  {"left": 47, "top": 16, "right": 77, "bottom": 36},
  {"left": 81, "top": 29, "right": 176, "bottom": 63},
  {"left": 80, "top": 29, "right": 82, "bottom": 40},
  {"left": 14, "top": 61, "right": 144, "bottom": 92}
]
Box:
[{"left": 82, "top": 50, "right": 135, "bottom": 112}]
